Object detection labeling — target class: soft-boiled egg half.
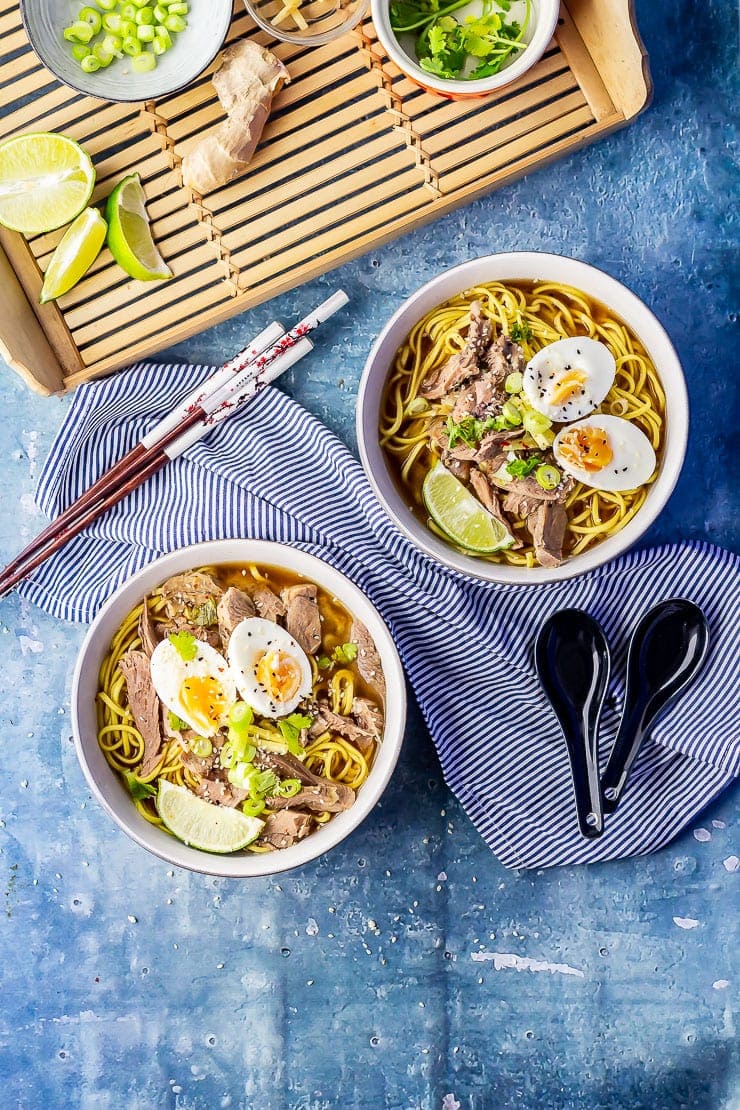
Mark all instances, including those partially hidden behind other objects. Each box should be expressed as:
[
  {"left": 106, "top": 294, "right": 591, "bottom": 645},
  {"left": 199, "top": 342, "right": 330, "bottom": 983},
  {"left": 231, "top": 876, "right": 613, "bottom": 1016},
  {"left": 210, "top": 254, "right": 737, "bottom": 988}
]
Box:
[
  {"left": 553, "top": 415, "right": 657, "bottom": 492},
  {"left": 227, "top": 618, "right": 312, "bottom": 719},
  {"left": 523, "top": 337, "right": 616, "bottom": 424},
  {"left": 150, "top": 638, "right": 237, "bottom": 737}
]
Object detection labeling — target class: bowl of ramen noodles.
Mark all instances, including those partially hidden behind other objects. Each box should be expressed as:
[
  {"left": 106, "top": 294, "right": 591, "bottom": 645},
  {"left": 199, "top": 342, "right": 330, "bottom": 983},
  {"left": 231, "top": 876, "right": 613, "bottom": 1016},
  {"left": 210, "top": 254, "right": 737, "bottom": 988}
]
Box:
[
  {"left": 358, "top": 253, "right": 688, "bottom": 583},
  {"left": 72, "top": 540, "right": 406, "bottom": 876}
]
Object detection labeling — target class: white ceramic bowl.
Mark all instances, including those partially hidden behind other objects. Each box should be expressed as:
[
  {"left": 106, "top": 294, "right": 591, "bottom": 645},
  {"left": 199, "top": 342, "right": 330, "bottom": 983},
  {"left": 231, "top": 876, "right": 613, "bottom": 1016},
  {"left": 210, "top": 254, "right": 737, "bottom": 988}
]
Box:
[
  {"left": 371, "top": 0, "right": 560, "bottom": 98},
  {"left": 21, "top": 0, "right": 233, "bottom": 103},
  {"left": 357, "top": 252, "right": 689, "bottom": 584},
  {"left": 71, "top": 540, "right": 407, "bottom": 876}
]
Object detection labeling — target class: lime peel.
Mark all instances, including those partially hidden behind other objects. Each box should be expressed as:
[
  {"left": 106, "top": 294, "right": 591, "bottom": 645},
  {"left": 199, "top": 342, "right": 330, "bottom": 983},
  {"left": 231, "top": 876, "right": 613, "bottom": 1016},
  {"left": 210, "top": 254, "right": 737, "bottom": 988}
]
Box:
[
  {"left": 106, "top": 172, "right": 172, "bottom": 282},
  {"left": 157, "top": 780, "right": 264, "bottom": 853},
  {"left": 423, "top": 460, "right": 515, "bottom": 554}
]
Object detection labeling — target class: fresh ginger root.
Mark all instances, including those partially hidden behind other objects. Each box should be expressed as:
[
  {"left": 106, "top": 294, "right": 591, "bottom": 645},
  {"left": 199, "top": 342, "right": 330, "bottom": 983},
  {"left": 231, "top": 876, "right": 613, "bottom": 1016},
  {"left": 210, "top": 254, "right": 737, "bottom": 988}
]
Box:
[{"left": 181, "top": 41, "right": 289, "bottom": 195}]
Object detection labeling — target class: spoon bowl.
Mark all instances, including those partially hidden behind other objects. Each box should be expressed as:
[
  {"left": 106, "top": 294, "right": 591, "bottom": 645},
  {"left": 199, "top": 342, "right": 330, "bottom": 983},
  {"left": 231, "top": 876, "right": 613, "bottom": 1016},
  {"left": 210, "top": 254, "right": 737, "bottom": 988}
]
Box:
[
  {"left": 601, "top": 599, "right": 710, "bottom": 813},
  {"left": 534, "top": 609, "right": 611, "bottom": 839}
]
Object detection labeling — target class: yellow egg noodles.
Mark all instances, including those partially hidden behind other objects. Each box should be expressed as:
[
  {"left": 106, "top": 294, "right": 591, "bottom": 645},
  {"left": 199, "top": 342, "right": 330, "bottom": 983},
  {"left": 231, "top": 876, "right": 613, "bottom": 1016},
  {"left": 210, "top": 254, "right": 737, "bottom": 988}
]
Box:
[{"left": 380, "top": 281, "right": 666, "bottom": 567}]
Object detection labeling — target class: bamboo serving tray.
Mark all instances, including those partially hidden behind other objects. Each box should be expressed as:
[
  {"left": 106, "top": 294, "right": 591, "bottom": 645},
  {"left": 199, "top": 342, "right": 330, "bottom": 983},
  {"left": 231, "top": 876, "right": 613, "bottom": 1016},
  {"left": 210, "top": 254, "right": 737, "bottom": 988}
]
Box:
[{"left": 0, "top": 0, "right": 651, "bottom": 395}]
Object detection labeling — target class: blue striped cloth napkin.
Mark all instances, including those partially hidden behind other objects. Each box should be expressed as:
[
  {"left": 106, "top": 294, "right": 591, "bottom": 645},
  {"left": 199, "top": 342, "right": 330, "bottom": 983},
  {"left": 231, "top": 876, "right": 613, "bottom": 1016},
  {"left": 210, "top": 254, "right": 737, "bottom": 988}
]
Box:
[{"left": 19, "top": 362, "right": 740, "bottom": 868}]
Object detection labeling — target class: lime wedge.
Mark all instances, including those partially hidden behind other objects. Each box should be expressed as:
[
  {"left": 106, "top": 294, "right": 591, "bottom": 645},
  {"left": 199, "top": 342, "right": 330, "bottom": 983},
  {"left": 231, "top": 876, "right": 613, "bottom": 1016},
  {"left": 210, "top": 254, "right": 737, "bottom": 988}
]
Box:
[
  {"left": 40, "top": 207, "right": 107, "bottom": 304},
  {"left": 157, "top": 780, "right": 264, "bottom": 853},
  {"left": 106, "top": 173, "right": 172, "bottom": 281},
  {"left": 0, "top": 132, "right": 95, "bottom": 235},
  {"left": 423, "top": 460, "right": 515, "bottom": 554}
]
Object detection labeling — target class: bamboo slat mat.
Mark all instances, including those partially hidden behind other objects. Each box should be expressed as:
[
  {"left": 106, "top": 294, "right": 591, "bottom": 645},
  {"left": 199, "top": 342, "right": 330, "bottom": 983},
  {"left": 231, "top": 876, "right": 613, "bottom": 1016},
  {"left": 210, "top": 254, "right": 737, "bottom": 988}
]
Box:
[{"left": 0, "top": 0, "right": 651, "bottom": 393}]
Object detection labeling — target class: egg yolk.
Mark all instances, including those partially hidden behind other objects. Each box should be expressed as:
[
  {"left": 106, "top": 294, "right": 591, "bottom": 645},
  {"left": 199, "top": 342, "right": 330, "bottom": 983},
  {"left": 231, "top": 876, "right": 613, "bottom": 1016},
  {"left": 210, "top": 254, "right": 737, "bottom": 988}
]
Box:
[
  {"left": 548, "top": 369, "right": 588, "bottom": 406},
  {"left": 255, "top": 650, "right": 301, "bottom": 704},
  {"left": 558, "top": 425, "right": 613, "bottom": 473},
  {"left": 180, "top": 675, "right": 229, "bottom": 734}
]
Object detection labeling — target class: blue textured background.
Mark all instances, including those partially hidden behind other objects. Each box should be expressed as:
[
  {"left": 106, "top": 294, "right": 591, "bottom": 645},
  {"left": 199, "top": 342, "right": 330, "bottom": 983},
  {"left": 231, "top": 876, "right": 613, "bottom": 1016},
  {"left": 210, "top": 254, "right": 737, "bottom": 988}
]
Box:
[{"left": 1, "top": 2, "right": 738, "bottom": 1107}]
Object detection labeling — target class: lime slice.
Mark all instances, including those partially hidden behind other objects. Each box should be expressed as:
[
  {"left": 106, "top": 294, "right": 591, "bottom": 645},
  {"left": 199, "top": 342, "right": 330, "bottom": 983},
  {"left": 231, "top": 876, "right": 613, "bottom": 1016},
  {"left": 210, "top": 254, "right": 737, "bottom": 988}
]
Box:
[
  {"left": 40, "top": 207, "right": 107, "bottom": 304},
  {"left": 423, "top": 460, "right": 515, "bottom": 554},
  {"left": 157, "top": 780, "right": 264, "bottom": 853},
  {"left": 0, "top": 132, "right": 95, "bottom": 235},
  {"left": 106, "top": 173, "right": 172, "bottom": 281}
]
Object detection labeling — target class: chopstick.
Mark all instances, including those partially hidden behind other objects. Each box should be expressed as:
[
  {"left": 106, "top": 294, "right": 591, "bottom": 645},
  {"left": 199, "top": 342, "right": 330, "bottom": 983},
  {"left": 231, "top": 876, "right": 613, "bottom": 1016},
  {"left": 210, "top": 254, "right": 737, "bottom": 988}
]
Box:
[
  {"left": 0, "top": 291, "right": 348, "bottom": 598},
  {"left": 0, "top": 321, "right": 284, "bottom": 592}
]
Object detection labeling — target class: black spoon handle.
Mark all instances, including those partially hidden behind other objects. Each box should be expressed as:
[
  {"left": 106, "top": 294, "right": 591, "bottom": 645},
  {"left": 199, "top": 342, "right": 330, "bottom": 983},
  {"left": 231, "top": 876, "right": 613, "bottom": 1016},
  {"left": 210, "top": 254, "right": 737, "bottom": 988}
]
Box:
[
  {"left": 563, "top": 709, "right": 605, "bottom": 838},
  {"left": 601, "top": 706, "right": 650, "bottom": 813}
]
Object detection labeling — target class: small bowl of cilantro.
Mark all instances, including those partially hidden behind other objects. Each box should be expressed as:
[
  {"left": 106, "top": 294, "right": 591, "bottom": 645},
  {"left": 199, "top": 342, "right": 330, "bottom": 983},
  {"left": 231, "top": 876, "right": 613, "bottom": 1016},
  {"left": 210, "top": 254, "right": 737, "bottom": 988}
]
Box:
[{"left": 373, "top": 0, "right": 560, "bottom": 97}]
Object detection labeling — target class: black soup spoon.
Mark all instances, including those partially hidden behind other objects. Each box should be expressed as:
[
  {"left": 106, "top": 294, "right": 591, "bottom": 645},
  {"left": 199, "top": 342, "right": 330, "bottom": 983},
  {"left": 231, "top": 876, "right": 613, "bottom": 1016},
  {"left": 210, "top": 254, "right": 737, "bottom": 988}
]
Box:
[
  {"left": 601, "top": 598, "right": 710, "bottom": 814},
  {"left": 535, "top": 609, "right": 611, "bottom": 839}
]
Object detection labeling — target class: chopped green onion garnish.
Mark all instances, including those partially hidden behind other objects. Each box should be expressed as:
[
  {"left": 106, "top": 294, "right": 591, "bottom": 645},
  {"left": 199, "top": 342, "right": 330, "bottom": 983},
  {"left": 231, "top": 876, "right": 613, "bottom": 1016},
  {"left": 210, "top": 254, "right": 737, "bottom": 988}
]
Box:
[
  {"left": 277, "top": 778, "right": 302, "bottom": 798},
  {"left": 242, "top": 798, "right": 265, "bottom": 818},
  {"left": 229, "top": 702, "right": 254, "bottom": 730},
  {"left": 501, "top": 400, "right": 522, "bottom": 426},
  {"left": 78, "top": 7, "right": 102, "bottom": 33},
  {"left": 504, "top": 371, "right": 523, "bottom": 395},
  {"left": 81, "top": 54, "right": 102, "bottom": 72},
  {"left": 522, "top": 409, "right": 552, "bottom": 437},
  {"left": 190, "top": 737, "right": 213, "bottom": 759},
  {"left": 535, "top": 464, "right": 561, "bottom": 491}
]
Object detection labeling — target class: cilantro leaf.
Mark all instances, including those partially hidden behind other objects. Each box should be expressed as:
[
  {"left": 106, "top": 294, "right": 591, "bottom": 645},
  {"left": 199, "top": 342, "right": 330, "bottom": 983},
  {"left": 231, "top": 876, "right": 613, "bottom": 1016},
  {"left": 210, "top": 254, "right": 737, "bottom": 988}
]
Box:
[
  {"left": 446, "top": 413, "right": 508, "bottom": 451},
  {"left": 123, "top": 772, "right": 157, "bottom": 801},
  {"left": 506, "top": 456, "right": 542, "bottom": 479},
  {"left": 168, "top": 630, "right": 198, "bottom": 661},
  {"left": 510, "top": 320, "right": 533, "bottom": 343},
  {"left": 278, "top": 712, "right": 313, "bottom": 756}
]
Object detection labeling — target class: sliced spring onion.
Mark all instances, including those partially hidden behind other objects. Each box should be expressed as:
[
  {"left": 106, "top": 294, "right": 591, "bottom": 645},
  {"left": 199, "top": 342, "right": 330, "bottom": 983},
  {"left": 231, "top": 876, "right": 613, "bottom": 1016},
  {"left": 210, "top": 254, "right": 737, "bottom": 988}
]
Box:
[
  {"left": 229, "top": 702, "right": 254, "bottom": 729},
  {"left": 101, "top": 32, "right": 123, "bottom": 55},
  {"left": 504, "top": 371, "right": 523, "bottom": 394},
  {"left": 81, "top": 53, "right": 101, "bottom": 72},
  {"left": 64, "top": 0, "right": 189, "bottom": 75},
  {"left": 277, "top": 778, "right": 302, "bottom": 798},
  {"left": 64, "top": 21, "right": 95, "bottom": 44},
  {"left": 522, "top": 409, "right": 552, "bottom": 436},
  {"left": 535, "top": 464, "right": 561, "bottom": 491},
  {"left": 131, "top": 50, "right": 156, "bottom": 72},
  {"left": 501, "top": 400, "right": 522, "bottom": 426},
  {"left": 242, "top": 798, "right": 265, "bottom": 818},
  {"left": 78, "top": 7, "right": 103, "bottom": 33},
  {"left": 93, "top": 42, "right": 114, "bottom": 65},
  {"left": 164, "top": 13, "right": 186, "bottom": 32},
  {"left": 190, "top": 736, "right": 213, "bottom": 758}
]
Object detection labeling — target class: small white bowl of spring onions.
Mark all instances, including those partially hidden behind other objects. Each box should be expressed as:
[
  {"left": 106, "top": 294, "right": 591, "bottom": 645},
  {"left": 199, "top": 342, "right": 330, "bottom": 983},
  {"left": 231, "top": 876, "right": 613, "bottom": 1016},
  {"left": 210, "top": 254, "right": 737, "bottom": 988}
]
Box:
[
  {"left": 371, "top": 0, "right": 560, "bottom": 98},
  {"left": 21, "top": 0, "right": 233, "bottom": 102}
]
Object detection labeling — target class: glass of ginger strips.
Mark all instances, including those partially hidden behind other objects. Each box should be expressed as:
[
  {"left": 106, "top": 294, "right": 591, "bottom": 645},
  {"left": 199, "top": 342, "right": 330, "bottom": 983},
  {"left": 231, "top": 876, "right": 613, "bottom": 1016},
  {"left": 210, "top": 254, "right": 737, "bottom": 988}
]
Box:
[{"left": 244, "top": 0, "right": 368, "bottom": 45}]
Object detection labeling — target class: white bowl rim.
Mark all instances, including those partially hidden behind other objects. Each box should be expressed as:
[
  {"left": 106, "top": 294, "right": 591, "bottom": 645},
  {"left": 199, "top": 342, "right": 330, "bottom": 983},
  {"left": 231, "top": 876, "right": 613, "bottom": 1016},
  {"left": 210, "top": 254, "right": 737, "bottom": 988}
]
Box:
[
  {"left": 370, "top": 0, "right": 561, "bottom": 95},
  {"left": 356, "top": 251, "right": 689, "bottom": 585},
  {"left": 71, "top": 539, "right": 407, "bottom": 877}
]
